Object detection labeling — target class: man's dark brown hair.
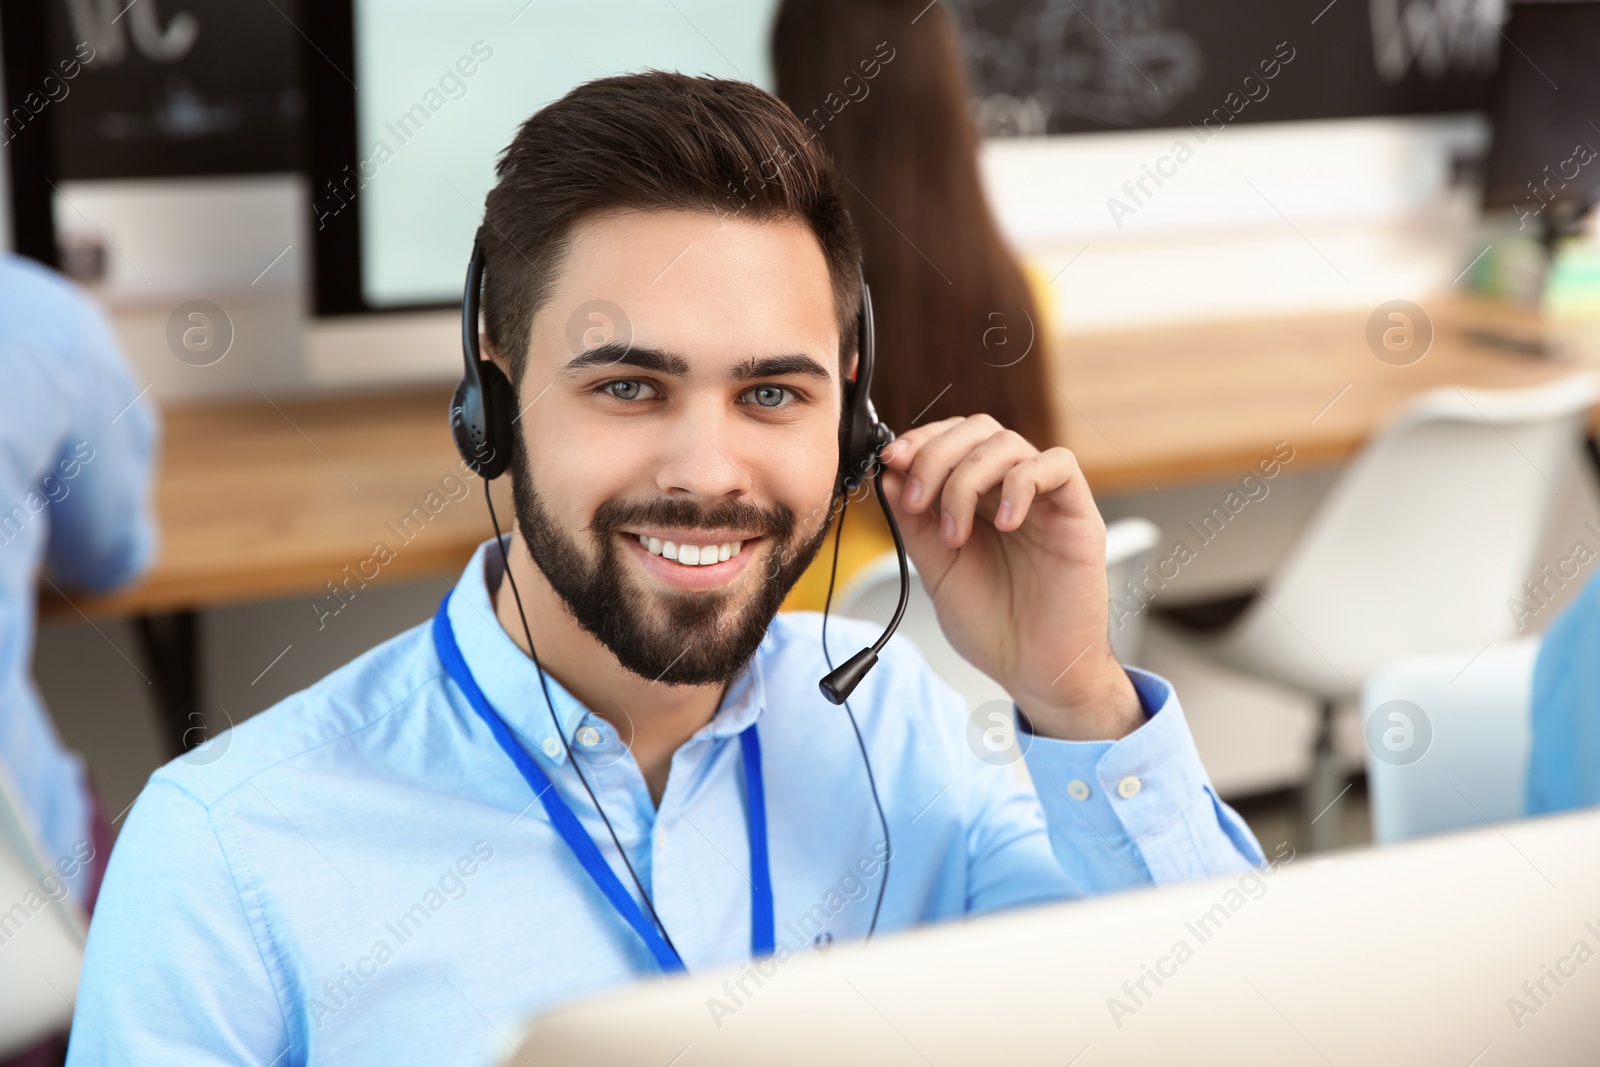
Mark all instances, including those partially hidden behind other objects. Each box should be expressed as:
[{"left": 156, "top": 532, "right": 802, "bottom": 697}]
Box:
[{"left": 481, "top": 71, "right": 864, "bottom": 386}]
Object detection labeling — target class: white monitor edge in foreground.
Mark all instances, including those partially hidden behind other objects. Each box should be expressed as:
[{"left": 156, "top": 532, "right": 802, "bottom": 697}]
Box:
[{"left": 508, "top": 807, "right": 1600, "bottom": 1067}]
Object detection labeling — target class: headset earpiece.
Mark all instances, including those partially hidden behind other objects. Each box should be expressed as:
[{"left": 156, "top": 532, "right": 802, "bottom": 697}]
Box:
[
  {"left": 451, "top": 360, "right": 515, "bottom": 480},
  {"left": 452, "top": 232, "right": 516, "bottom": 480},
  {"left": 838, "top": 272, "right": 894, "bottom": 495}
]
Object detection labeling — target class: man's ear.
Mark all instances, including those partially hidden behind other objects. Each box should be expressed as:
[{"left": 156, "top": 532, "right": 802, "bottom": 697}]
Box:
[
  {"left": 844, "top": 349, "right": 860, "bottom": 386},
  {"left": 480, "top": 332, "right": 510, "bottom": 377}
]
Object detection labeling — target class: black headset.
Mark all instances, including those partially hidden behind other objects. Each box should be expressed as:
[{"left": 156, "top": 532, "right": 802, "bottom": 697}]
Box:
[{"left": 449, "top": 225, "right": 907, "bottom": 943}]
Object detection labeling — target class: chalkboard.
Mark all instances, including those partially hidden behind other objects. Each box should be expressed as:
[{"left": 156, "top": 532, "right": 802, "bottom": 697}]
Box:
[
  {"left": 16, "top": 0, "right": 1508, "bottom": 177},
  {"left": 42, "top": 0, "right": 302, "bottom": 179},
  {"left": 949, "top": 0, "right": 1505, "bottom": 136}
]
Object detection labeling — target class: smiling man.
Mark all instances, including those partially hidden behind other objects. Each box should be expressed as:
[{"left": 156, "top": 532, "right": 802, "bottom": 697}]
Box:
[{"left": 66, "top": 74, "right": 1261, "bottom": 1067}]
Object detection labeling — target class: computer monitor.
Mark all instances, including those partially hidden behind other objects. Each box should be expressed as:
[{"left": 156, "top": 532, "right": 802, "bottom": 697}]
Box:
[
  {"left": 300, "top": 0, "right": 779, "bottom": 385},
  {"left": 1481, "top": 1, "right": 1600, "bottom": 222},
  {"left": 506, "top": 807, "right": 1600, "bottom": 1065}
]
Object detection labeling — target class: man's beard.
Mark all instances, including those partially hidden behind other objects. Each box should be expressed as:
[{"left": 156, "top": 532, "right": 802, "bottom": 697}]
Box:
[{"left": 511, "top": 443, "right": 838, "bottom": 685}]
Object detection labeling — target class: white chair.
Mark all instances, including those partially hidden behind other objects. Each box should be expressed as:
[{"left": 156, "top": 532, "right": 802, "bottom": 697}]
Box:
[
  {"left": 833, "top": 517, "right": 1164, "bottom": 717},
  {"left": 1363, "top": 637, "right": 1539, "bottom": 843},
  {"left": 1187, "top": 373, "right": 1599, "bottom": 848},
  {"left": 0, "top": 761, "right": 88, "bottom": 1057},
  {"left": 1104, "top": 517, "right": 1162, "bottom": 665}
]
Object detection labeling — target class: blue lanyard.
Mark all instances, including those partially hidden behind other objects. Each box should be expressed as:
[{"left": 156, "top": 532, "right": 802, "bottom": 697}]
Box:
[{"left": 432, "top": 592, "right": 774, "bottom": 973}]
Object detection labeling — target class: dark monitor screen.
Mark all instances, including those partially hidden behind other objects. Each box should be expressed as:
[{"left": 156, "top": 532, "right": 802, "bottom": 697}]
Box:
[{"left": 1482, "top": 1, "right": 1600, "bottom": 216}]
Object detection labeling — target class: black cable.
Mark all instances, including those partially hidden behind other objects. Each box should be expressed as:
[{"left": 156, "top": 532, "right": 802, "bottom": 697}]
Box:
[
  {"left": 483, "top": 480, "right": 684, "bottom": 965},
  {"left": 819, "top": 476, "right": 893, "bottom": 941}
]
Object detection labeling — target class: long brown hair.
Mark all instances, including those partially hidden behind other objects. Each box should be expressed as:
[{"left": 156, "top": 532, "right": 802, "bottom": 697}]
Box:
[{"left": 771, "top": 0, "right": 1059, "bottom": 450}]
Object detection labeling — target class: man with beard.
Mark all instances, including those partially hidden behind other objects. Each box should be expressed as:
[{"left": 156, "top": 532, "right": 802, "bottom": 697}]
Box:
[{"left": 67, "top": 73, "right": 1262, "bottom": 1066}]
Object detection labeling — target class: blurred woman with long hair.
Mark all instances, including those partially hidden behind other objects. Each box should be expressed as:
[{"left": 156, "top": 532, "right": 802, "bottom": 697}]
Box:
[{"left": 772, "top": 0, "right": 1061, "bottom": 612}]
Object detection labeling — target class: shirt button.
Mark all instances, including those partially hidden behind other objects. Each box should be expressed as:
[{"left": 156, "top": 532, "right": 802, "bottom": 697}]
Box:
[
  {"left": 1116, "top": 775, "right": 1142, "bottom": 799},
  {"left": 542, "top": 737, "right": 562, "bottom": 758},
  {"left": 1066, "top": 779, "right": 1091, "bottom": 801},
  {"left": 577, "top": 726, "right": 602, "bottom": 748}
]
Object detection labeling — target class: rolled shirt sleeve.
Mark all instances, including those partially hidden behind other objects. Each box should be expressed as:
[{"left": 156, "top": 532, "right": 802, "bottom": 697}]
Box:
[{"left": 1018, "top": 666, "right": 1265, "bottom": 890}]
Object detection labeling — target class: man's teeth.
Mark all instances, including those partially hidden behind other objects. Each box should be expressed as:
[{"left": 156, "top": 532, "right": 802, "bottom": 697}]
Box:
[{"left": 636, "top": 534, "right": 745, "bottom": 566}]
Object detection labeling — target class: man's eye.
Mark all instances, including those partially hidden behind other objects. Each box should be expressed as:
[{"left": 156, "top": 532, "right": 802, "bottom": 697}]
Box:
[
  {"left": 743, "top": 385, "right": 796, "bottom": 408},
  {"left": 601, "top": 380, "right": 659, "bottom": 401}
]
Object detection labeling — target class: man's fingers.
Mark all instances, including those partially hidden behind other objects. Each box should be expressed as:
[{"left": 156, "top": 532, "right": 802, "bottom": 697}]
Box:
[
  {"left": 880, "top": 416, "right": 964, "bottom": 470},
  {"left": 995, "top": 450, "right": 1079, "bottom": 531},
  {"left": 937, "top": 431, "right": 1038, "bottom": 544},
  {"left": 895, "top": 414, "right": 1009, "bottom": 514}
]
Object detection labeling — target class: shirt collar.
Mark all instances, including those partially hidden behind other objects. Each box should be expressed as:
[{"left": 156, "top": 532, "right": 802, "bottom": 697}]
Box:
[{"left": 446, "top": 536, "right": 767, "bottom": 767}]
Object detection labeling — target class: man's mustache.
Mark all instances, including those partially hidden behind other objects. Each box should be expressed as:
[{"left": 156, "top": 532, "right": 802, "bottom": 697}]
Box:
[{"left": 586, "top": 497, "right": 796, "bottom": 541}]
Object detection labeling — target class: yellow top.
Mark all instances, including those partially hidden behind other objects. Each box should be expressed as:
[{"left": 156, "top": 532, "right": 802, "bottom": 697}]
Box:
[{"left": 1021, "top": 255, "right": 1059, "bottom": 346}]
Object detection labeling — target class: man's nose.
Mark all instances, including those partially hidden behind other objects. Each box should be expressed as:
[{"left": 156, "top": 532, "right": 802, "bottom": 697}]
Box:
[{"left": 652, "top": 402, "right": 754, "bottom": 500}]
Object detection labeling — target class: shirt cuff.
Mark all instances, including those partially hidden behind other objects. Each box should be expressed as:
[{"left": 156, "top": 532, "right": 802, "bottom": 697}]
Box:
[{"left": 1017, "top": 667, "right": 1265, "bottom": 887}]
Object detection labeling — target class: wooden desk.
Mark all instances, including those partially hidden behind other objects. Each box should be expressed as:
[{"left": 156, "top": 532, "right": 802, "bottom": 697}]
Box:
[
  {"left": 48, "top": 296, "right": 1587, "bottom": 621},
  {"left": 40, "top": 296, "right": 1599, "bottom": 753},
  {"left": 1058, "top": 294, "right": 1595, "bottom": 494},
  {"left": 42, "top": 388, "right": 507, "bottom": 621},
  {"left": 39, "top": 388, "right": 511, "bottom": 754}
]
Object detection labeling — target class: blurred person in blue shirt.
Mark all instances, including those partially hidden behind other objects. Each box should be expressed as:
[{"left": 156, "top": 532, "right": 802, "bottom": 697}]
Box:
[
  {"left": 67, "top": 75, "right": 1264, "bottom": 1067},
  {"left": 1526, "top": 571, "right": 1600, "bottom": 814},
  {"left": 0, "top": 252, "right": 159, "bottom": 903},
  {"left": 0, "top": 252, "right": 159, "bottom": 1065}
]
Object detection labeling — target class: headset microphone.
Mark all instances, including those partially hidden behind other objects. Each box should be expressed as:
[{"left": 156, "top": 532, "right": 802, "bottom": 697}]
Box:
[{"left": 818, "top": 272, "right": 911, "bottom": 705}]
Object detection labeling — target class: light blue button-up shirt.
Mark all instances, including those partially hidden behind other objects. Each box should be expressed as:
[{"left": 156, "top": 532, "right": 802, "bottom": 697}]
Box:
[
  {"left": 67, "top": 536, "right": 1262, "bottom": 1066},
  {"left": 0, "top": 254, "right": 159, "bottom": 903},
  {"left": 1526, "top": 571, "right": 1600, "bottom": 815}
]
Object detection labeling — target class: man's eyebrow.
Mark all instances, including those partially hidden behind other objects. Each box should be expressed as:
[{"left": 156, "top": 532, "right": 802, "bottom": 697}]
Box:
[
  {"left": 557, "top": 345, "right": 833, "bottom": 383},
  {"left": 729, "top": 354, "right": 833, "bottom": 382},
  {"left": 556, "top": 344, "right": 689, "bottom": 380}
]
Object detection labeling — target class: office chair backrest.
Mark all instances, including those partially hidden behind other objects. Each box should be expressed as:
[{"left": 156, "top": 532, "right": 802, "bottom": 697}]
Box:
[
  {"left": 0, "top": 760, "right": 87, "bottom": 1056},
  {"left": 1362, "top": 637, "right": 1539, "bottom": 843},
  {"left": 1227, "top": 373, "right": 1599, "bottom": 697},
  {"left": 1104, "top": 517, "right": 1160, "bottom": 664}
]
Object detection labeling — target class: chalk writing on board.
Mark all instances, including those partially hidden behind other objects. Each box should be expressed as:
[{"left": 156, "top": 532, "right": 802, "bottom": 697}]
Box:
[
  {"left": 1369, "top": 0, "right": 1503, "bottom": 83},
  {"left": 951, "top": 0, "right": 1202, "bottom": 134},
  {"left": 949, "top": 0, "right": 1505, "bottom": 137}
]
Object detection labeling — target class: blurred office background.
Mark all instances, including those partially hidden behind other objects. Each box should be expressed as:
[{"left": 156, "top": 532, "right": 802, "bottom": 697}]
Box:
[{"left": 4, "top": 0, "right": 1599, "bottom": 855}]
